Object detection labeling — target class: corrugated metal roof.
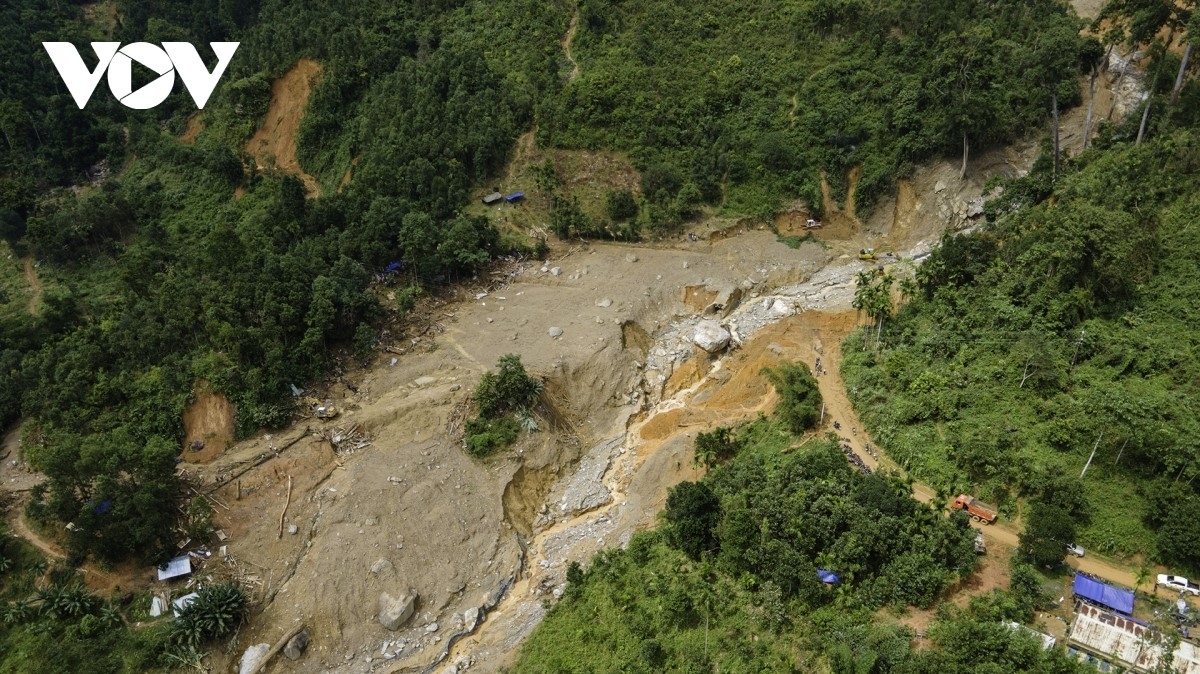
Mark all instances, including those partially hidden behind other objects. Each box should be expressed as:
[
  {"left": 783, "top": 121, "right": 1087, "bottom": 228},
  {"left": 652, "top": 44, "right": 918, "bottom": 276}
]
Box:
[
  {"left": 156, "top": 555, "right": 192, "bottom": 581},
  {"left": 1069, "top": 603, "right": 1161, "bottom": 671}
]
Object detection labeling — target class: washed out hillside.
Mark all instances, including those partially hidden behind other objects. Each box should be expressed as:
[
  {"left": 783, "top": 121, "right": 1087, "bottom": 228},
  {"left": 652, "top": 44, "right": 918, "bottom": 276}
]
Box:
[{"left": 0, "top": 0, "right": 1198, "bottom": 672}]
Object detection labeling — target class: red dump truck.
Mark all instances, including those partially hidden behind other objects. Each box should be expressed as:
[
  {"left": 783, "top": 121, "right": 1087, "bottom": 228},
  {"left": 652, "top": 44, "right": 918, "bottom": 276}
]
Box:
[{"left": 952, "top": 494, "right": 998, "bottom": 523}]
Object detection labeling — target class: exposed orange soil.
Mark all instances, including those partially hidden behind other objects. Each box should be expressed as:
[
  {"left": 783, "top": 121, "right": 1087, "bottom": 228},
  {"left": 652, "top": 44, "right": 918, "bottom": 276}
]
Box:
[
  {"left": 179, "top": 113, "right": 203, "bottom": 145},
  {"left": 181, "top": 381, "right": 236, "bottom": 464},
  {"left": 245, "top": 59, "right": 323, "bottom": 197}
]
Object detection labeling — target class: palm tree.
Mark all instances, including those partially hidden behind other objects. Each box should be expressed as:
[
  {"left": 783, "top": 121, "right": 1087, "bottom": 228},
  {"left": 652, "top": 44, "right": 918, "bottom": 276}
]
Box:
[{"left": 853, "top": 271, "right": 894, "bottom": 348}]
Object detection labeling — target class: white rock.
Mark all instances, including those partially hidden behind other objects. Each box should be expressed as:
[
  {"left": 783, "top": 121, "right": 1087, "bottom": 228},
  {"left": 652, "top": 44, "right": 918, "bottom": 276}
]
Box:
[
  {"left": 239, "top": 644, "right": 271, "bottom": 674},
  {"left": 426, "top": 622, "right": 439, "bottom": 633},
  {"left": 287, "top": 524, "right": 299, "bottom": 535},
  {"left": 550, "top": 267, "right": 562, "bottom": 276},
  {"left": 378, "top": 592, "right": 418, "bottom": 630},
  {"left": 625, "top": 253, "right": 638, "bottom": 263},
  {"left": 548, "top": 327, "right": 564, "bottom": 338},
  {"left": 693, "top": 320, "right": 731, "bottom": 353},
  {"left": 595, "top": 298, "right": 612, "bottom": 308},
  {"left": 769, "top": 299, "right": 791, "bottom": 317},
  {"left": 934, "top": 179, "right": 947, "bottom": 193},
  {"left": 370, "top": 558, "right": 392, "bottom": 574}
]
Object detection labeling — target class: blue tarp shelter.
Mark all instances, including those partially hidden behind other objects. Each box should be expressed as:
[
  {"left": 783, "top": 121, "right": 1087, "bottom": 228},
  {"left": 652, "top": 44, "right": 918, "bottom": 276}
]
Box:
[
  {"left": 817, "top": 569, "right": 840, "bottom": 584},
  {"left": 504, "top": 192, "right": 524, "bottom": 203},
  {"left": 385, "top": 261, "right": 403, "bottom": 273},
  {"left": 1073, "top": 572, "right": 1135, "bottom": 615}
]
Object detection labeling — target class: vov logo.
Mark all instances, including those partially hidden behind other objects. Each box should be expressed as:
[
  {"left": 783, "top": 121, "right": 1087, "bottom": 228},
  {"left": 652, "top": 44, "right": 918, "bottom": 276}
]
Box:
[{"left": 42, "top": 42, "right": 239, "bottom": 110}]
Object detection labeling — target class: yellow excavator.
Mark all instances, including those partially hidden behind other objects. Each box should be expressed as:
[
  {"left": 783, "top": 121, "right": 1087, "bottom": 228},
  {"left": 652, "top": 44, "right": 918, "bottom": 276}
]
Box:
[{"left": 858, "top": 248, "right": 897, "bottom": 261}]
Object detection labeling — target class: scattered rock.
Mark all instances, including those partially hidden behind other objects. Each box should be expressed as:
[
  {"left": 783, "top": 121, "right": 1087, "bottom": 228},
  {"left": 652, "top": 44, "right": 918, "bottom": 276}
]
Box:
[
  {"left": 370, "top": 558, "right": 393, "bottom": 575},
  {"left": 426, "top": 622, "right": 439, "bottom": 633},
  {"left": 596, "top": 298, "right": 612, "bottom": 308},
  {"left": 692, "top": 320, "right": 731, "bottom": 353},
  {"left": 464, "top": 606, "right": 480, "bottom": 627},
  {"left": 548, "top": 327, "right": 564, "bottom": 338},
  {"left": 378, "top": 591, "right": 417, "bottom": 630},
  {"left": 287, "top": 524, "right": 299, "bottom": 535},
  {"left": 625, "top": 253, "right": 638, "bottom": 263},
  {"left": 284, "top": 630, "right": 310, "bottom": 661},
  {"left": 413, "top": 376, "right": 436, "bottom": 387},
  {"left": 965, "top": 197, "right": 985, "bottom": 218},
  {"left": 934, "top": 179, "right": 947, "bottom": 193},
  {"left": 238, "top": 643, "right": 271, "bottom": 674},
  {"left": 550, "top": 267, "right": 562, "bottom": 276},
  {"left": 769, "top": 298, "right": 791, "bottom": 317}
]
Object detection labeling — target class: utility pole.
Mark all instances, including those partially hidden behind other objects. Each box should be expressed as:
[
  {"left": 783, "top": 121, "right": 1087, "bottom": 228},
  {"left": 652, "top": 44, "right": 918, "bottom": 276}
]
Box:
[{"left": 1080, "top": 432, "right": 1103, "bottom": 479}]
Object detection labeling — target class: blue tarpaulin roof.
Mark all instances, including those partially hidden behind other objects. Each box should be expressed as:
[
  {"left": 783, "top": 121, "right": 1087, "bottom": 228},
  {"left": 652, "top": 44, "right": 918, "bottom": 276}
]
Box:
[
  {"left": 817, "top": 569, "right": 840, "bottom": 584},
  {"left": 1073, "top": 572, "right": 1135, "bottom": 614},
  {"left": 385, "top": 261, "right": 402, "bottom": 273},
  {"left": 504, "top": 192, "right": 524, "bottom": 202}
]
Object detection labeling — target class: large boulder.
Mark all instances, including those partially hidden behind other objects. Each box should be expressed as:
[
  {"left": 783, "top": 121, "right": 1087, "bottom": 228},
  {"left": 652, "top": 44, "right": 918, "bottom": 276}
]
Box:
[
  {"left": 283, "top": 630, "right": 310, "bottom": 661},
  {"left": 693, "top": 320, "right": 731, "bottom": 353},
  {"left": 378, "top": 591, "right": 418, "bottom": 631}
]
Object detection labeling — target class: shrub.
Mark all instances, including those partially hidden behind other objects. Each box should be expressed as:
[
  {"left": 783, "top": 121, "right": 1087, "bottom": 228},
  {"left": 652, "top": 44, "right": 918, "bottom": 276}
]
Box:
[
  {"left": 185, "top": 496, "right": 214, "bottom": 542},
  {"left": 169, "top": 582, "right": 249, "bottom": 652},
  {"left": 761, "top": 362, "right": 823, "bottom": 433},
  {"left": 464, "top": 416, "right": 520, "bottom": 458},
  {"left": 694, "top": 426, "right": 741, "bottom": 468},
  {"left": 661, "top": 481, "right": 721, "bottom": 560},
  {"left": 606, "top": 189, "right": 639, "bottom": 222},
  {"left": 473, "top": 354, "right": 542, "bottom": 419}
]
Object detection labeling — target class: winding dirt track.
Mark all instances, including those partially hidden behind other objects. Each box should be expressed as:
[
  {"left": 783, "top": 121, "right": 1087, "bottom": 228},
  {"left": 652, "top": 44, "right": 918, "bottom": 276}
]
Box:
[
  {"left": 562, "top": 10, "right": 580, "bottom": 82},
  {"left": 815, "top": 327, "right": 1150, "bottom": 594},
  {"left": 22, "top": 257, "right": 41, "bottom": 315}
]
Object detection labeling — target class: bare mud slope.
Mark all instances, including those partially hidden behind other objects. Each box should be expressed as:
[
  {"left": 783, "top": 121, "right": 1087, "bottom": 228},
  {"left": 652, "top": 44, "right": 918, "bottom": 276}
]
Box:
[
  {"left": 200, "top": 133, "right": 998, "bottom": 672},
  {"left": 245, "top": 59, "right": 323, "bottom": 196}
]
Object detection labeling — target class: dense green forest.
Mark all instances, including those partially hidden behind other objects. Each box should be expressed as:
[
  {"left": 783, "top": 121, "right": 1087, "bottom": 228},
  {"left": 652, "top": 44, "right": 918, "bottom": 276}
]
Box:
[
  {"left": 516, "top": 415, "right": 1084, "bottom": 673},
  {"left": 841, "top": 16, "right": 1200, "bottom": 570},
  {"left": 0, "top": 0, "right": 564, "bottom": 563},
  {"left": 547, "top": 0, "right": 1087, "bottom": 221}
]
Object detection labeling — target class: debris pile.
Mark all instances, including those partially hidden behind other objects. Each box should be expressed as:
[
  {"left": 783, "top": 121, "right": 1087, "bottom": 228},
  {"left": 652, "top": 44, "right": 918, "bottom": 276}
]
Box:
[{"left": 316, "top": 424, "right": 371, "bottom": 457}]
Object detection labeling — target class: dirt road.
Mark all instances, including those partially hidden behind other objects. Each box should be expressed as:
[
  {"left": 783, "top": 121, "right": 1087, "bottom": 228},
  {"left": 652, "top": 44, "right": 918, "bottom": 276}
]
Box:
[
  {"left": 22, "top": 257, "right": 41, "bottom": 315},
  {"left": 813, "top": 324, "right": 1154, "bottom": 596},
  {"left": 562, "top": 10, "right": 580, "bottom": 82}
]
